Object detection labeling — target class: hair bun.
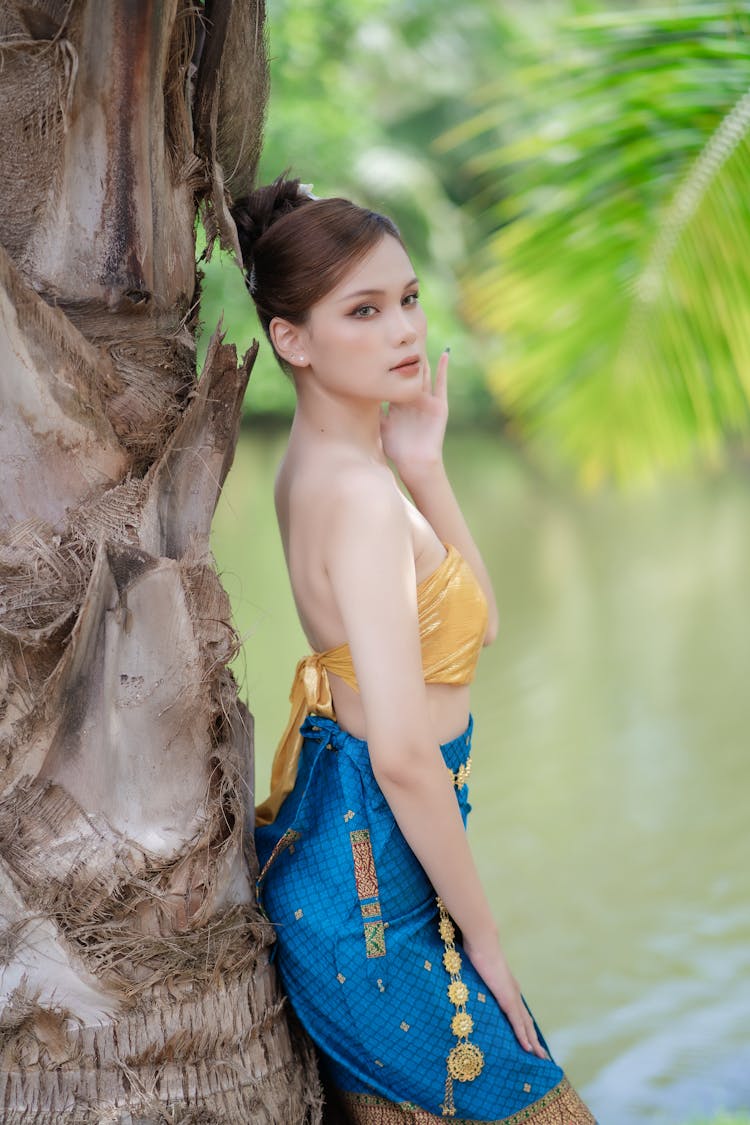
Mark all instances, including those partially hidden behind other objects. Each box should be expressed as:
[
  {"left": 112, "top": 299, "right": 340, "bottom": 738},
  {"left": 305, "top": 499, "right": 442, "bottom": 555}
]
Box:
[{"left": 231, "top": 175, "right": 312, "bottom": 270}]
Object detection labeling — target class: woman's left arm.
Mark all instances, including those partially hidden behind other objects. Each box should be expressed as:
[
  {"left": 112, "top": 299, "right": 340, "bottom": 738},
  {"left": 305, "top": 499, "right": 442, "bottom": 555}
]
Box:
[{"left": 381, "top": 349, "right": 499, "bottom": 643}]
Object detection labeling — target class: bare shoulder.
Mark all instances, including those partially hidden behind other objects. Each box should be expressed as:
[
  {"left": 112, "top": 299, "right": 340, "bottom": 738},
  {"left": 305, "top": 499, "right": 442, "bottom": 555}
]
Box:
[
  {"left": 278, "top": 444, "right": 406, "bottom": 540},
  {"left": 324, "top": 459, "right": 416, "bottom": 608},
  {"left": 328, "top": 459, "right": 406, "bottom": 533}
]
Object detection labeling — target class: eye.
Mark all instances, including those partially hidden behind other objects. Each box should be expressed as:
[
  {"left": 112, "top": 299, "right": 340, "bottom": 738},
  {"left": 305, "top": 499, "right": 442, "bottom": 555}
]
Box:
[
  {"left": 403, "top": 291, "right": 420, "bottom": 306},
  {"left": 352, "top": 304, "right": 377, "bottom": 318}
]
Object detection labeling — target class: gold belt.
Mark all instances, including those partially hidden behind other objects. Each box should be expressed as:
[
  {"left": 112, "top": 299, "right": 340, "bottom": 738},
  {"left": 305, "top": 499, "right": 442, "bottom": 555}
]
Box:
[{"left": 439, "top": 755, "right": 484, "bottom": 1116}]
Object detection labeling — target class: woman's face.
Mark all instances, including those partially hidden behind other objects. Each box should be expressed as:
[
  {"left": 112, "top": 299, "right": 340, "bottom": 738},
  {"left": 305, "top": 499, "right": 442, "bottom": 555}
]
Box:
[{"left": 282, "top": 234, "right": 428, "bottom": 404}]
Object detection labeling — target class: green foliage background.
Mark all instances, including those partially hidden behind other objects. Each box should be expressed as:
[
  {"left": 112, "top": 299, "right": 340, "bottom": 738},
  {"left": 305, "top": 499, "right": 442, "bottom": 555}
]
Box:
[
  {"left": 199, "top": 0, "right": 513, "bottom": 422},
  {"left": 200, "top": 0, "right": 750, "bottom": 484},
  {"left": 200, "top": 10, "right": 750, "bottom": 1119}
]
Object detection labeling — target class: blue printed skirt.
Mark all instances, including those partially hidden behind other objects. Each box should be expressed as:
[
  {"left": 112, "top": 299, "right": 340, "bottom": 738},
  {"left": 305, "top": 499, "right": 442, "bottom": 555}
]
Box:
[{"left": 255, "top": 715, "right": 596, "bottom": 1123}]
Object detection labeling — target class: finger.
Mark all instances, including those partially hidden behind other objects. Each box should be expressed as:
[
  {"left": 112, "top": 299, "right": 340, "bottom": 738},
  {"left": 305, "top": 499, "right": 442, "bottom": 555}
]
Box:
[
  {"left": 434, "top": 348, "right": 449, "bottom": 400},
  {"left": 506, "top": 1002, "right": 534, "bottom": 1054},
  {"left": 422, "top": 355, "right": 432, "bottom": 394},
  {"left": 524, "top": 1013, "right": 548, "bottom": 1060}
]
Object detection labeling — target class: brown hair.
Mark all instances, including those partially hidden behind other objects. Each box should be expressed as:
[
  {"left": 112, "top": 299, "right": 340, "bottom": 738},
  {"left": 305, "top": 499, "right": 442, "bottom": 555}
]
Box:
[{"left": 230, "top": 176, "right": 403, "bottom": 370}]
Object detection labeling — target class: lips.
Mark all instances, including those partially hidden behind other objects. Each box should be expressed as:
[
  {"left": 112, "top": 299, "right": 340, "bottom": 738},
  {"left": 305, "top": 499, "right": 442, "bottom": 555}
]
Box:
[{"left": 391, "top": 355, "right": 420, "bottom": 372}]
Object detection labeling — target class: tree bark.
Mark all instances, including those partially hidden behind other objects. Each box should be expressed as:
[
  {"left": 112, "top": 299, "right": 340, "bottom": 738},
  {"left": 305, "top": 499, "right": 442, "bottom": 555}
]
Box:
[{"left": 0, "top": 1, "right": 321, "bottom": 1120}]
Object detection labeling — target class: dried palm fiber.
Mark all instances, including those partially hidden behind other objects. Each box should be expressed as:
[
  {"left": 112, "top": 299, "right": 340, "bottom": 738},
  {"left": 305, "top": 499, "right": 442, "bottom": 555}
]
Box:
[
  {"left": 66, "top": 480, "right": 147, "bottom": 555},
  {"left": 0, "top": 709, "right": 319, "bottom": 1120},
  {"left": 20, "top": 2, "right": 197, "bottom": 306},
  {"left": 0, "top": 320, "right": 251, "bottom": 655},
  {"left": 0, "top": 483, "right": 144, "bottom": 761},
  {"left": 0, "top": 1, "right": 322, "bottom": 1118},
  {"left": 0, "top": 640, "right": 317, "bottom": 1115},
  {"left": 0, "top": 986, "right": 79, "bottom": 1067},
  {"left": 0, "top": 30, "right": 76, "bottom": 262},
  {"left": 33, "top": 543, "right": 212, "bottom": 847},
  {"left": 0, "top": 245, "right": 128, "bottom": 537},
  {"left": 0, "top": 767, "right": 261, "bottom": 995},
  {"left": 0, "top": 859, "right": 119, "bottom": 1025},
  {"left": 0, "top": 331, "right": 250, "bottom": 805},
  {"left": 193, "top": 1, "right": 269, "bottom": 259},
  {"left": 138, "top": 330, "right": 256, "bottom": 562},
  {"left": 0, "top": 540, "right": 251, "bottom": 937},
  {"left": 0, "top": 481, "right": 142, "bottom": 635},
  {"left": 3, "top": 3, "right": 200, "bottom": 475},
  {"left": 180, "top": 562, "right": 240, "bottom": 679},
  {"left": 214, "top": 0, "right": 269, "bottom": 199},
  {"left": 0, "top": 521, "right": 91, "bottom": 641},
  {"left": 163, "top": 0, "right": 200, "bottom": 179},
  {"left": 0, "top": 320, "right": 251, "bottom": 693},
  {"left": 91, "top": 321, "right": 197, "bottom": 472},
  {"left": 0, "top": 970, "right": 321, "bottom": 1125}
]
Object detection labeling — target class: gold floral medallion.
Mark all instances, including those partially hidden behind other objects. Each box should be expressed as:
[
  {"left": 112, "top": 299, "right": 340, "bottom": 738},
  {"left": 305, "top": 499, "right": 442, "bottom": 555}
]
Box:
[{"left": 447, "top": 1041, "right": 485, "bottom": 1083}]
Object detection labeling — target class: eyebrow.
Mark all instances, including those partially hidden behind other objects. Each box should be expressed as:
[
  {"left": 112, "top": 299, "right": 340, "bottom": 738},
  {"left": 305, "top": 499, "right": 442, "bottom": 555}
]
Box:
[{"left": 338, "top": 276, "right": 419, "bottom": 302}]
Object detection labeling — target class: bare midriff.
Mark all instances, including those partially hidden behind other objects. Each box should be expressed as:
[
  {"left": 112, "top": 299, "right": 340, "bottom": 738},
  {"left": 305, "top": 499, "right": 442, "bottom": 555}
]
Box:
[{"left": 328, "top": 673, "right": 471, "bottom": 745}]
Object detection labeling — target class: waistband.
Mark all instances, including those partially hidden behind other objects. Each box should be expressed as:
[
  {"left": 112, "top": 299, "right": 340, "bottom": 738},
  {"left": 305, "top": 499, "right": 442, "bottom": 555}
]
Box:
[{"left": 299, "top": 712, "right": 474, "bottom": 775}]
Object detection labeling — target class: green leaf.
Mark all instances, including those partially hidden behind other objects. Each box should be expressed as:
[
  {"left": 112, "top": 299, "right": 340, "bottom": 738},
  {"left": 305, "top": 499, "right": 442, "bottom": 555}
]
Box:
[{"left": 450, "top": 3, "right": 750, "bottom": 482}]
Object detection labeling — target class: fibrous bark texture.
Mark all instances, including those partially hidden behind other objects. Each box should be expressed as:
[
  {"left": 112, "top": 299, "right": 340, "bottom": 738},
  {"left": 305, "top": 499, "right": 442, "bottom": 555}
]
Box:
[{"left": 0, "top": 1, "right": 321, "bottom": 1120}]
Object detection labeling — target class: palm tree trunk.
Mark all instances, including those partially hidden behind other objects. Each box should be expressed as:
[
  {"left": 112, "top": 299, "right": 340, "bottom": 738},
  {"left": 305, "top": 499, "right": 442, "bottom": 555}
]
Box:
[{"left": 0, "top": 1, "right": 321, "bottom": 1119}]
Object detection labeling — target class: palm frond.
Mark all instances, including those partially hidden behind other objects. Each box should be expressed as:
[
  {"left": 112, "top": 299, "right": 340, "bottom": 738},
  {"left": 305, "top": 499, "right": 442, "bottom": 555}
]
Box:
[{"left": 454, "top": 3, "right": 750, "bottom": 483}]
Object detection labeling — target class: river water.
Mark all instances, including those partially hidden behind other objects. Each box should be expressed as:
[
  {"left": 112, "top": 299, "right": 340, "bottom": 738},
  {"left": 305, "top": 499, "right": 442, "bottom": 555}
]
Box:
[{"left": 212, "top": 429, "right": 750, "bottom": 1124}]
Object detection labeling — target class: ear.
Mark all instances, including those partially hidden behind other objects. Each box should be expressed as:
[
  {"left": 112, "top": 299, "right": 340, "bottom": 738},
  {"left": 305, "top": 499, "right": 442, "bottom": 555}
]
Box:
[{"left": 269, "top": 317, "right": 310, "bottom": 368}]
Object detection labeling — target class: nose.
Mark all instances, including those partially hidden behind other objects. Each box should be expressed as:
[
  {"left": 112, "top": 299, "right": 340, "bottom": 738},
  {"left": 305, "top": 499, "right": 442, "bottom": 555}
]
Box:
[{"left": 391, "top": 305, "right": 418, "bottom": 346}]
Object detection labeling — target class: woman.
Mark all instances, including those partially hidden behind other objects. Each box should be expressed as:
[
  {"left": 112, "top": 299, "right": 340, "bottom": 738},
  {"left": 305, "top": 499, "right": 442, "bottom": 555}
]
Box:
[{"left": 233, "top": 177, "right": 596, "bottom": 1123}]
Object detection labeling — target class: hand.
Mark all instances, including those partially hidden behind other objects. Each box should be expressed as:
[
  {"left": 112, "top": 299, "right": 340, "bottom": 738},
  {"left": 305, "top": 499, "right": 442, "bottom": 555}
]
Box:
[
  {"left": 380, "top": 349, "right": 450, "bottom": 483},
  {"left": 463, "top": 937, "right": 550, "bottom": 1061}
]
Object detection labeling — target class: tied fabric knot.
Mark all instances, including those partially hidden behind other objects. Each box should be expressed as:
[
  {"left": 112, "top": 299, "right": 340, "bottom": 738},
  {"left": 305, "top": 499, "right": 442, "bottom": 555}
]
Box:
[
  {"left": 299, "top": 652, "right": 334, "bottom": 715},
  {"left": 255, "top": 654, "right": 337, "bottom": 826}
]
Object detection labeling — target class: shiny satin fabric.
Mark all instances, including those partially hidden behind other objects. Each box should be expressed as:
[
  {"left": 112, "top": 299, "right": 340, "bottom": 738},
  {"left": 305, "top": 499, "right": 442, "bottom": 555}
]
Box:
[{"left": 255, "top": 544, "right": 489, "bottom": 827}]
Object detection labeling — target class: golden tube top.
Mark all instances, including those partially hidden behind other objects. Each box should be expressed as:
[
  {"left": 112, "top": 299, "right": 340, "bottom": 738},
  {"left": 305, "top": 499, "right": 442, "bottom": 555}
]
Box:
[{"left": 255, "top": 543, "right": 489, "bottom": 826}]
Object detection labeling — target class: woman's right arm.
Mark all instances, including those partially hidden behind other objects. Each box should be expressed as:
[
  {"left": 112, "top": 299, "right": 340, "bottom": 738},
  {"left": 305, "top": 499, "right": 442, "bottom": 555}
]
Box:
[{"left": 326, "top": 470, "right": 547, "bottom": 1060}]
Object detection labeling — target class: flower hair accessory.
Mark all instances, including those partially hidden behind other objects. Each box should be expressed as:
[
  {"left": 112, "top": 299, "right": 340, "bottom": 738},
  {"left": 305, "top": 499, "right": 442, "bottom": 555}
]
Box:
[{"left": 298, "top": 182, "right": 319, "bottom": 200}]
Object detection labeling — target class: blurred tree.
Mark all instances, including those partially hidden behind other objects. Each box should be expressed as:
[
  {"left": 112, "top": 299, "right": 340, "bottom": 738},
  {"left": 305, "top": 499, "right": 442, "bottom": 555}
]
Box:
[{"left": 443, "top": 2, "right": 750, "bottom": 483}]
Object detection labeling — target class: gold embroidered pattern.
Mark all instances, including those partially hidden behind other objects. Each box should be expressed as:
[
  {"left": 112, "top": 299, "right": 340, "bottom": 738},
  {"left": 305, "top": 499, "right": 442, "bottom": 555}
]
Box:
[
  {"left": 351, "top": 829, "right": 379, "bottom": 898},
  {"left": 437, "top": 898, "right": 484, "bottom": 1116},
  {"left": 364, "top": 919, "right": 387, "bottom": 958},
  {"left": 337, "top": 973, "right": 346, "bottom": 983},
  {"left": 340, "top": 1077, "right": 596, "bottom": 1123},
  {"left": 350, "top": 828, "right": 386, "bottom": 960},
  {"left": 294, "top": 908, "right": 304, "bottom": 920},
  {"left": 450, "top": 756, "right": 472, "bottom": 791}
]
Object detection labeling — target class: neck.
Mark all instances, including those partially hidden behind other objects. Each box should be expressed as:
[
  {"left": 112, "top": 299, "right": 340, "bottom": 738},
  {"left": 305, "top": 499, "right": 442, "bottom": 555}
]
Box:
[{"left": 291, "top": 374, "right": 385, "bottom": 459}]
